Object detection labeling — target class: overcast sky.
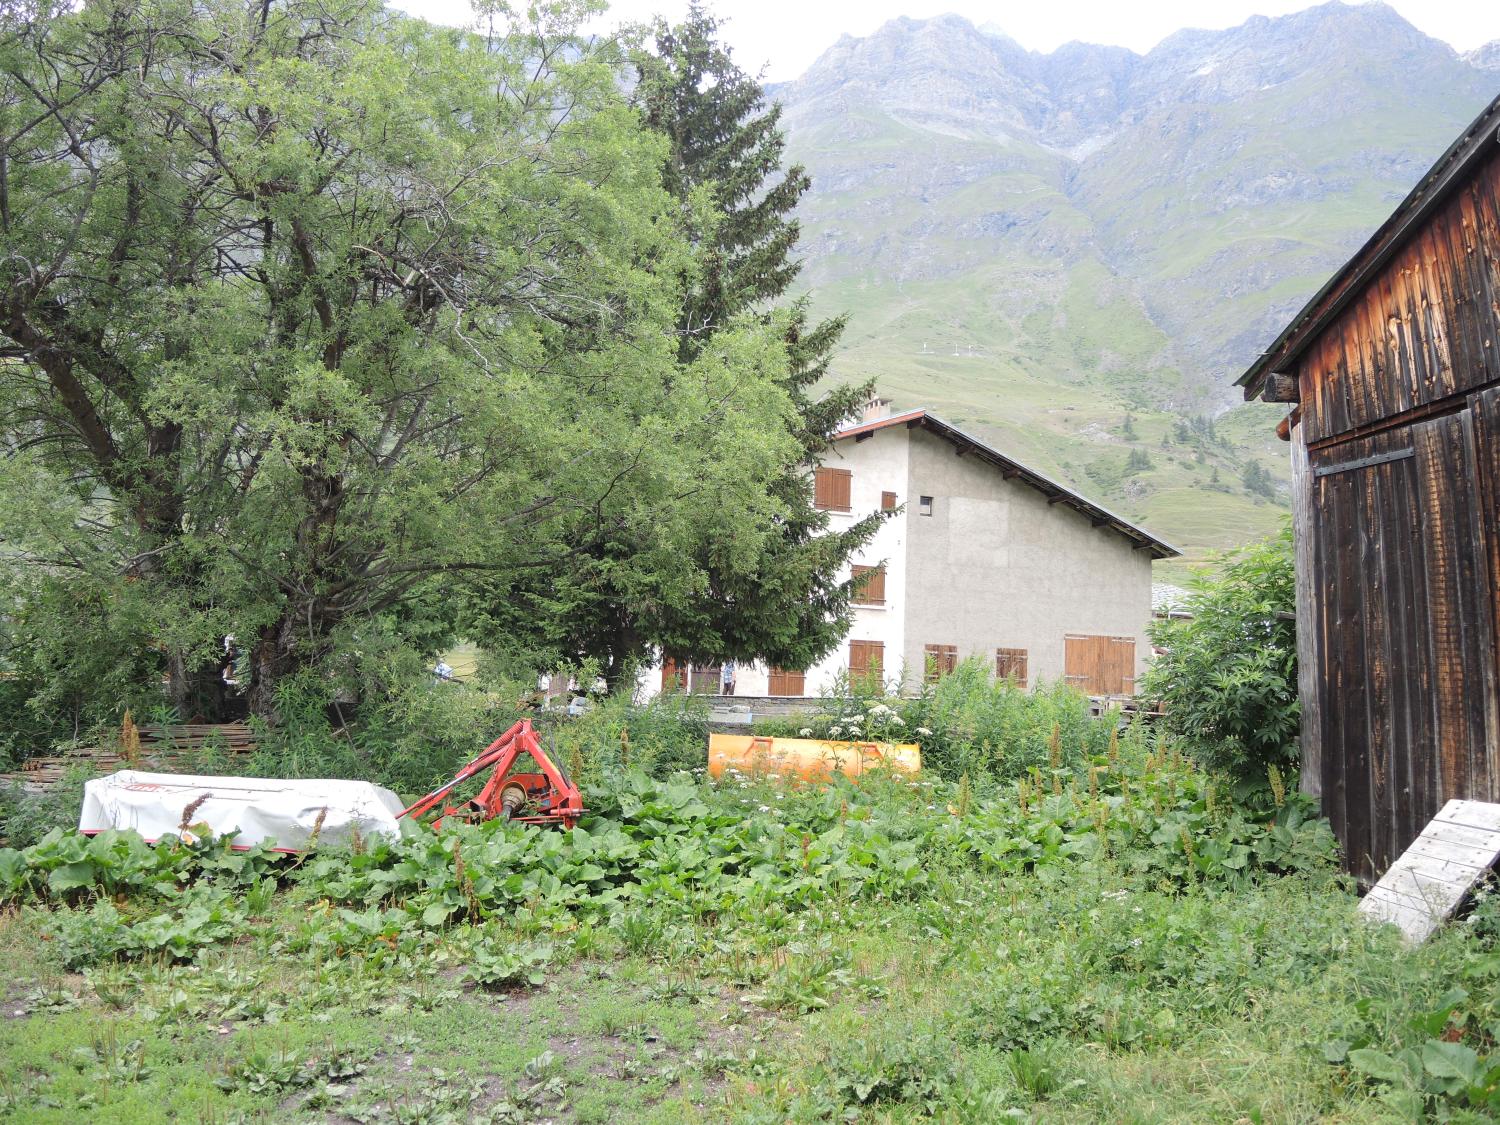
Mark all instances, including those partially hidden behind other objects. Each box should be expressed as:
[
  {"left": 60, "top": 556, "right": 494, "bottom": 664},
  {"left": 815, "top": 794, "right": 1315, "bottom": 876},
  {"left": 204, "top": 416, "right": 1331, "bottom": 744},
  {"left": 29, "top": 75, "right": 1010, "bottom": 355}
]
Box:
[{"left": 395, "top": 1, "right": 1500, "bottom": 81}]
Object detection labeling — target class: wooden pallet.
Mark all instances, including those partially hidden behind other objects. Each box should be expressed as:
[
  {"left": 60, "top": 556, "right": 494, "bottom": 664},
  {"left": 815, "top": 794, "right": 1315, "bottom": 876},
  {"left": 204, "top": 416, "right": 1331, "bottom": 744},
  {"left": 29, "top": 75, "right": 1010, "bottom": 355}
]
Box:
[
  {"left": 2, "top": 723, "right": 258, "bottom": 794},
  {"left": 1359, "top": 799, "right": 1500, "bottom": 944}
]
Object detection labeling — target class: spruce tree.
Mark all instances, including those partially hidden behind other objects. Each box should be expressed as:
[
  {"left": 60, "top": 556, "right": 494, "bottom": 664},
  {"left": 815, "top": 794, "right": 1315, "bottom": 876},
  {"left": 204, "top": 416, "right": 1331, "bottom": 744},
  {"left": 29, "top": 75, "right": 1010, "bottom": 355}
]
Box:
[
  {"left": 501, "top": 5, "right": 884, "bottom": 691},
  {"left": 629, "top": 4, "right": 884, "bottom": 679}
]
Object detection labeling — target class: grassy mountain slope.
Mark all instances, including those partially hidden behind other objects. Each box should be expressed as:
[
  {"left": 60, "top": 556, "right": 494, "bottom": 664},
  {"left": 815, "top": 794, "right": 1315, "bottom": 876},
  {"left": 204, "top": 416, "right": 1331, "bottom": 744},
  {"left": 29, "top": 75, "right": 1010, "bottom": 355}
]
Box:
[{"left": 776, "top": 2, "right": 1497, "bottom": 573}]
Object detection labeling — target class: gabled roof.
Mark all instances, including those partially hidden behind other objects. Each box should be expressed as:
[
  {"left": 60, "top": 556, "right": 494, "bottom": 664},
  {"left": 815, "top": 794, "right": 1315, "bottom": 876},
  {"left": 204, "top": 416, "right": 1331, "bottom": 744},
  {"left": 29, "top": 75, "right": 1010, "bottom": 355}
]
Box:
[
  {"left": 1237, "top": 91, "right": 1500, "bottom": 400},
  {"left": 833, "top": 409, "right": 1180, "bottom": 559}
]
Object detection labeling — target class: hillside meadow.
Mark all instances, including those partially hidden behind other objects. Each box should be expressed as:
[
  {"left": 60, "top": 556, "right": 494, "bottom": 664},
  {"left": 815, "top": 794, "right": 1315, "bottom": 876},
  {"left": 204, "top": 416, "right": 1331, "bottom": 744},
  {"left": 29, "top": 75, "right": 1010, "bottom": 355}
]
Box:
[{"left": 2, "top": 683, "right": 1498, "bottom": 1123}]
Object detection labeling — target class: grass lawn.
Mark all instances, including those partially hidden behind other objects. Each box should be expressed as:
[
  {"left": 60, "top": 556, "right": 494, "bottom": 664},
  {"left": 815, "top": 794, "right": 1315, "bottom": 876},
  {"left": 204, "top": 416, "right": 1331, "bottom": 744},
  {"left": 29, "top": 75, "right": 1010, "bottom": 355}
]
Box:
[{"left": 1, "top": 743, "right": 1495, "bottom": 1122}]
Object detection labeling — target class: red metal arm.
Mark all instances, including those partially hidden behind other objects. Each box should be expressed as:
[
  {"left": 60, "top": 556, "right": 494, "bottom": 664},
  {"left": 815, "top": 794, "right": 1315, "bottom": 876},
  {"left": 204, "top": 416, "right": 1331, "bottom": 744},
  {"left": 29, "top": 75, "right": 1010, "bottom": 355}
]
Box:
[{"left": 398, "top": 719, "right": 584, "bottom": 830}]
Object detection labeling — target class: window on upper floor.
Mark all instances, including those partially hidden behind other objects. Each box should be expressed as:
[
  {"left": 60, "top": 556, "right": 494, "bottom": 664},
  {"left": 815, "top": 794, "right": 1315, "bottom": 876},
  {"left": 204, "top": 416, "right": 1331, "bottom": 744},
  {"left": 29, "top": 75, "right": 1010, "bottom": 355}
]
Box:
[
  {"left": 850, "top": 564, "right": 886, "bottom": 606},
  {"left": 918, "top": 495, "right": 933, "bottom": 516},
  {"left": 813, "top": 466, "right": 852, "bottom": 512}
]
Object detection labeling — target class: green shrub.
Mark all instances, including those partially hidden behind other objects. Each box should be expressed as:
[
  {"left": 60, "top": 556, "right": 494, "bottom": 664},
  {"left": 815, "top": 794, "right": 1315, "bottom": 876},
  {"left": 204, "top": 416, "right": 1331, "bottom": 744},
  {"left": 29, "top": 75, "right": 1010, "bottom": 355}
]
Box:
[
  {"left": 1140, "top": 524, "right": 1299, "bottom": 787},
  {"left": 904, "top": 660, "right": 1111, "bottom": 782},
  {"left": 761, "top": 657, "right": 1114, "bottom": 786},
  {"left": 0, "top": 767, "right": 92, "bottom": 848}
]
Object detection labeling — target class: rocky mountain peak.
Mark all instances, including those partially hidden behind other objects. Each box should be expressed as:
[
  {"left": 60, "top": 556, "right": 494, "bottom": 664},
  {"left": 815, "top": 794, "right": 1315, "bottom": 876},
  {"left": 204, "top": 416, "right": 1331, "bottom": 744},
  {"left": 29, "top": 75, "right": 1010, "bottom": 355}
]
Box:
[{"left": 1467, "top": 40, "right": 1500, "bottom": 71}]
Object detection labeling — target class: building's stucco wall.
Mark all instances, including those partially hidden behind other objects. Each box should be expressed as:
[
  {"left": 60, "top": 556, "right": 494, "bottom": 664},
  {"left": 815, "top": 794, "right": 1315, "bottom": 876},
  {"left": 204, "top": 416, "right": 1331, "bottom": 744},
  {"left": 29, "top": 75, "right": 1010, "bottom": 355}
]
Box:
[
  {"left": 637, "top": 419, "right": 1155, "bottom": 698},
  {"left": 900, "top": 427, "right": 1153, "bottom": 689},
  {"left": 803, "top": 427, "right": 909, "bottom": 695}
]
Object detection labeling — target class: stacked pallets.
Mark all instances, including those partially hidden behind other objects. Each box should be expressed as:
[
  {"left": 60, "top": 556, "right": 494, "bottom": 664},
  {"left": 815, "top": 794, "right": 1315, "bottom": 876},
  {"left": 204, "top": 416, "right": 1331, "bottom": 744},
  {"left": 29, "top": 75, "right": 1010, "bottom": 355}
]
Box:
[{"left": 2, "top": 723, "right": 258, "bottom": 794}]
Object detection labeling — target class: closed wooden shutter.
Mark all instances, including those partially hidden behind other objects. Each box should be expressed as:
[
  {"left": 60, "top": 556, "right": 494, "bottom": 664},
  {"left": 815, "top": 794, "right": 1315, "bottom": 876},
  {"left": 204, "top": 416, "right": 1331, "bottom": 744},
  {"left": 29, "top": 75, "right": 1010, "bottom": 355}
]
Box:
[
  {"left": 813, "top": 467, "right": 852, "bottom": 512},
  {"left": 923, "top": 644, "right": 958, "bottom": 683},
  {"left": 661, "top": 659, "right": 687, "bottom": 693},
  {"left": 851, "top": 564, "right": 886, "bottom": 605},
  {"left": 688, "top": 663, "right": 722, "bottom": 694},
  {"left": 1063, "top": 635, "right": 1136, "bottom": 695},
  {"left": 767, "top": 667, "right": 806, "bottom": 696},
  {"left": 881, "top": 490, "right": 897, "bottom": 511},
  {"left": 995, "top": 648, "right": 1028, "bottom": 687},
  {"left": 848, "top": 640, "right": 884, "bottom": 686}
]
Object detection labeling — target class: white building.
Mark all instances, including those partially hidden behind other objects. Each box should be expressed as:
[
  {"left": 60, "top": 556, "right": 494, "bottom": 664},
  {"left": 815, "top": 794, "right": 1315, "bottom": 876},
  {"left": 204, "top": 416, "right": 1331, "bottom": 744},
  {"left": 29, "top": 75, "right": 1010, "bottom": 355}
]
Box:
[{"left": 643, "top": 403, "right": 1177, "bottom": 699}]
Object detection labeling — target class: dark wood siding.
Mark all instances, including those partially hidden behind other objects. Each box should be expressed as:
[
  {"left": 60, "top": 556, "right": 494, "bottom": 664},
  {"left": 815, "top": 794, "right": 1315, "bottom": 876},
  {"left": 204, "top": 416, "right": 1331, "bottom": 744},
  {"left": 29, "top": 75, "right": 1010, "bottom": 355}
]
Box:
[
  {"left": 1261, "top": 106, "right": 1500, "bottom": 885},
  {"left": 1297, "top": 145, "right": 1500, "bottom": 446},
  {"left": 1303, "top": 389, "right": 1500, "bottom": 884}
]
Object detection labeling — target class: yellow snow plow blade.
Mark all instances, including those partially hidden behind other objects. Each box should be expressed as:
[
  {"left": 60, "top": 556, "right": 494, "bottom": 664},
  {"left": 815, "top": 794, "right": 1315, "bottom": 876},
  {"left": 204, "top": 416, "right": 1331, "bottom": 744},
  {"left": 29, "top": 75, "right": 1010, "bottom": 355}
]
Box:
[{"left": 707, "top": 734, "right": 920, "bottom": 782}]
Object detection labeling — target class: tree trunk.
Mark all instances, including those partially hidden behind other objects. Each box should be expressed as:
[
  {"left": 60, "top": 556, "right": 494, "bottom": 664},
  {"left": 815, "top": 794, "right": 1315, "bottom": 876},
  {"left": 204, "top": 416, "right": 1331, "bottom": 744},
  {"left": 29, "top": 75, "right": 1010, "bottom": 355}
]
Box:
[
  {"left": 166, "top": 650, "right": 233, "bottom": 723},
  {"left": 247, "top": 616, "right": 300, "bottom": 724}
]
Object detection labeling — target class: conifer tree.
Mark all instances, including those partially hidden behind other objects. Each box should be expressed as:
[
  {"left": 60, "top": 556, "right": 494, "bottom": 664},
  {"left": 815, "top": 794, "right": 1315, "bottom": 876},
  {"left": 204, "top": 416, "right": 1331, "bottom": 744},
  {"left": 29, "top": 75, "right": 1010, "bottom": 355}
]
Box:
[
  {"left": 628, "top": 4, "right": 884, "bottom": 678},
  {"left": 495, "top": 5, "right": 883, "bottom": 691}
]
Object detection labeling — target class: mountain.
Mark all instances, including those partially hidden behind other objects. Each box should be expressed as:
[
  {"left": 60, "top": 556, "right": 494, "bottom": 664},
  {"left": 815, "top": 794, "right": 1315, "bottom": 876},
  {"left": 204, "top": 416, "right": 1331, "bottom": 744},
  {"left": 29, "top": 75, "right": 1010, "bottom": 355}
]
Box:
[
  {"left": 774, "top": 2, "right": 1498, "bottom": 571},
  {"left": 1468, "top": 40, "right": 1500, "bottom": 70}
]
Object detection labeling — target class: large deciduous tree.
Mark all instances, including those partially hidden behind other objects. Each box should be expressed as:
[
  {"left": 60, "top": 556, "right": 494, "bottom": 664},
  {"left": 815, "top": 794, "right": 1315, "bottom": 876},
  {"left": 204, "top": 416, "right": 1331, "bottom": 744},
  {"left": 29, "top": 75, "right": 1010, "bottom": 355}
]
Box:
[{"left": 0, "top": 0, "right": 796, "bottom": 722}]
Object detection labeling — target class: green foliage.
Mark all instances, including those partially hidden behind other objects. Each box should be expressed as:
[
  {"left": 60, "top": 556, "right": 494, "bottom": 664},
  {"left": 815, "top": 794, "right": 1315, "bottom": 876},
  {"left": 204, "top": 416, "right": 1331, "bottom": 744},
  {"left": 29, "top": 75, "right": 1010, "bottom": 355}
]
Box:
[
  {"left": 1141, "top": 524, "right": 1299, "bottom": 786},
  {"left": 0, "top": 745, "right": 1335, "bottom": 980},
  {"left": 0, "top": 0, "right": 804, "bottom": 723},
  {"left": 1243, "top": 460, "right": 1278, "bottom": 499},
  {"left": 0, "top": 767, "right": 94, "bottom": 847},
  {"left": 767, "top": 657, "right": 1114, "bottom": 785},
  {"left": 1328, "top": 946, "right": 1500, "bottom": 1118}
]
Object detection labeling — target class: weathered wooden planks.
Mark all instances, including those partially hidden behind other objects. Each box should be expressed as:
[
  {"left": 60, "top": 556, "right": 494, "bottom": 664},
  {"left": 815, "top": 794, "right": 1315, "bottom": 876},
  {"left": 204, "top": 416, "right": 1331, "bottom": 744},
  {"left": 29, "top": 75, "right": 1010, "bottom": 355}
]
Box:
[
  {"left": 1, "top": 723, "right": 258, "bottom": 794},
  {"left": 1360, "top": 799, "right": 1500, "bottom": 943},
  {"left": 1299, "top": 145, "right": 1500, "bottom": 445}
]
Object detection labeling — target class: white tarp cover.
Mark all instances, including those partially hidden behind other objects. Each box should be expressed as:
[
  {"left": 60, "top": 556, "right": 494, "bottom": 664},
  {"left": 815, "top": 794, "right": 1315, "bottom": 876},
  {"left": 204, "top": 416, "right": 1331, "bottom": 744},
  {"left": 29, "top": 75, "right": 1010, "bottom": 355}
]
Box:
[{"left": 80, "top": 770, "right": 406, "bottom": 850}]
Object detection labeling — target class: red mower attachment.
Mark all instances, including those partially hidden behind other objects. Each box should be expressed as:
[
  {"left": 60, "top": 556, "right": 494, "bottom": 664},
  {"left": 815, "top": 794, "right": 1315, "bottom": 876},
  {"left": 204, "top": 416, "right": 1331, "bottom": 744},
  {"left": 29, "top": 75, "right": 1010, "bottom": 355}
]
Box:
[{"left": 398, "top": 720, "right": 584, "bottom": 830}]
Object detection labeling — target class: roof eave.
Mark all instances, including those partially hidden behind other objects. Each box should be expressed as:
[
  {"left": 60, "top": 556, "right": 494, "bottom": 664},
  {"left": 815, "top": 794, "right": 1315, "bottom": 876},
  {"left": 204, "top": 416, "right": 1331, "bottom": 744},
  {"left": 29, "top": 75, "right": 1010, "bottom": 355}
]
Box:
[
  {"left": 1236, "top": 92, "right": 1500, "bottom": 400},
  {"left": 833, "top": 411, "right": 1180, "bottom": 559}
]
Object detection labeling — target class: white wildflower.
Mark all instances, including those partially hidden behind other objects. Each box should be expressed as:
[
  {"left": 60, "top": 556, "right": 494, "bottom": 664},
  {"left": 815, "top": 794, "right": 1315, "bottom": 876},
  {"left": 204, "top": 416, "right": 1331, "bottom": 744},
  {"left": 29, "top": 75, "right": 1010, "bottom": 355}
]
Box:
[
  {"left": 915, "top": 727, "right": 933, "bottom": 736},
  {"left": 798, "top": 728, "right": 813, "bottom": 737}
]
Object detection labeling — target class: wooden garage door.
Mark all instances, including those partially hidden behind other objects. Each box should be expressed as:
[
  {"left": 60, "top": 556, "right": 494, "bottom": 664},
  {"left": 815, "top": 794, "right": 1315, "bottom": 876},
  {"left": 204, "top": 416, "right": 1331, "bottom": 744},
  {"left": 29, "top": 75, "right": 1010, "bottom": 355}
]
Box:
[
  {"left": 1307, "top": 398, "right": 1500, "bottom": 884},
  {"left": 1064, "top": 635, "right": 1136, "bottom": 695}
]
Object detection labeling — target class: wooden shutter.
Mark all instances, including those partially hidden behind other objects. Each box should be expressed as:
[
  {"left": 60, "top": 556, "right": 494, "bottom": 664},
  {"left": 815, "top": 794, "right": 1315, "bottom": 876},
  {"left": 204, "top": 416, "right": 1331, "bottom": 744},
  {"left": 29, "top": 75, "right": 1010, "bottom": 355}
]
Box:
[
  {"left": 1064, "top": 635, "right": 1136, "bottom": 695},
  {"left": 923, "top": 644, "right": 958, "bottom": 683},
  {"left": 995, "top": 648, "right": 1028, "bottom": 687},
  {"left": 767, "top": 667, "right": 806, "bottom": 696},
  {"left": 688, "top": 663, "right": 722, "bottom": 694},
  {"left": 881, "top": 491, "right": 897, "bottom": 511},
  {"left": 813, "top": 467, "right": 852, "bottom": 512},
  {"left": 661, "top": 658, "right": 687, "bottom": 693},
  {"left": 848, "top": 640, "right": 883, "bottom": 685},
  {"left": 851, "top": 564, "right": 886, "bottom": 605}
]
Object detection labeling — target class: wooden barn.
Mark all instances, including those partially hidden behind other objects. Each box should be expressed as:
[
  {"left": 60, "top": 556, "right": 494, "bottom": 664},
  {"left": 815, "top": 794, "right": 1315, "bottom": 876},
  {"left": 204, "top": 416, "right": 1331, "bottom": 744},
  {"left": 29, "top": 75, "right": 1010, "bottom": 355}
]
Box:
[{"left": 1237, "top": 92, "right": 1500, "bottom": 885}]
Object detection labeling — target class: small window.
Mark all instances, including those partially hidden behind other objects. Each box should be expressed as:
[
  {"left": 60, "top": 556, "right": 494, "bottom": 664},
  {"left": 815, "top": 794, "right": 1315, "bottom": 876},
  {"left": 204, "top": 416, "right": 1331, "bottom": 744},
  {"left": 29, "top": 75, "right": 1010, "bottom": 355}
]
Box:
[
  {"left": 851, "top": 564, "right": 886, "bottom": 606},
  {"left": 923, "top": 644, "right": 958, "bottom": 683},
  {"left": 813, "top": 466, "right": 852, "bottom": 512},
  {"left": 995, "top": 648, "right": 1028, "bottom": 688},
  {"left": 918, "top": 495, "right": 933, "bottom": 516},
  {"left": 881, "top": 490, "right": 898, "bottom": 511}
]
